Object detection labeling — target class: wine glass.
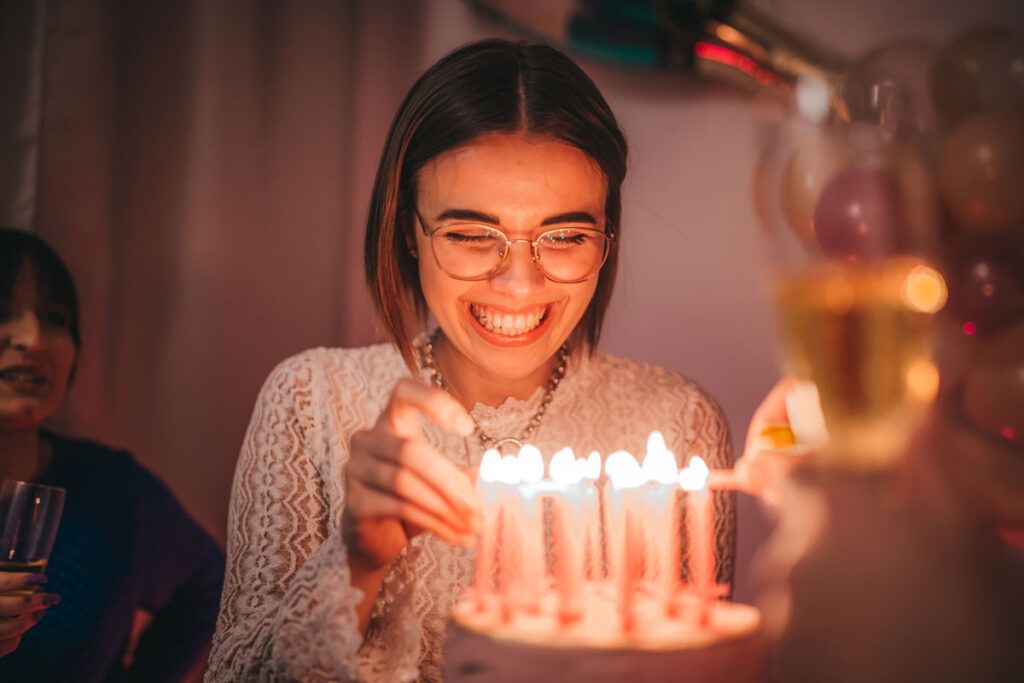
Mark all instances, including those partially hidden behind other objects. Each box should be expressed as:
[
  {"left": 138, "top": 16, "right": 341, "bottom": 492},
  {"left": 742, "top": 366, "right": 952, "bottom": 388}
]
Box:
[{"left": 755, "top": 79, "right": 948, "bottom": 470}]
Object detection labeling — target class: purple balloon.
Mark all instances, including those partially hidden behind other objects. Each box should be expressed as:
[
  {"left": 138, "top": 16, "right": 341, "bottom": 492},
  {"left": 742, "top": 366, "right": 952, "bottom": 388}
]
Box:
[
  {"left": 812, "top": 167, "right": 903, "bottom": 260},
  {"left": 943, "top": 229, "right": 1024, "bottom": 333}
]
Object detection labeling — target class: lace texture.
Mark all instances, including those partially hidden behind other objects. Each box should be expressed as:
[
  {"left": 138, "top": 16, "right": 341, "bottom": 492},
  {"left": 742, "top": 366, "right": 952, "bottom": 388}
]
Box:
[{"left": 206, "top": 344, "right": 735, "bottom": 682}]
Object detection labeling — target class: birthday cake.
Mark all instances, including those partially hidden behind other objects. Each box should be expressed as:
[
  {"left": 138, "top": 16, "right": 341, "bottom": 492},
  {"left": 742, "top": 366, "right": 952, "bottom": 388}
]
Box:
[
  {"left": 445, "top": 586, "right": 770, "bottom": 683},
  {"left": 443, "top": 436, "right": 771, "bottom": 682}
]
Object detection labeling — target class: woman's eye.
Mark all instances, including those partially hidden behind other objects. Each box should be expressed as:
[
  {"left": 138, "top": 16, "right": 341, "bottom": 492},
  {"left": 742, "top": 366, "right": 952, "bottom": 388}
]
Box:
[
  {"left": 40, "top": 308, "right": 70, "bottom": 328},
  {"left": 543, "top": 230, "right": 589, "bottom": 246},
  {"left": 443, "top": 231, "right": 497, "bottom": 244}
]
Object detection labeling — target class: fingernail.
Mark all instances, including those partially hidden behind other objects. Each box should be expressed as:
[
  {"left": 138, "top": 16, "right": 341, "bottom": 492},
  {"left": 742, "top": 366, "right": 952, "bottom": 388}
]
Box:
[
  {"left": 24, "top": 575, "right": 48, "bottom": 587},
  {"left": 42, "top": 593, "right": 60, "bottom": 606},
  {"left": 457, "top": 415, "right": 475, "bottom": 436}
]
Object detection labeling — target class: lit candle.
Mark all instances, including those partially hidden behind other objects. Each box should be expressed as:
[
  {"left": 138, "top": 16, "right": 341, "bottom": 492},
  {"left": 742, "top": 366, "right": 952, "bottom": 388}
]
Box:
[
  {"left": 606, "top": 449, "right": 645, "bottom": 633},
  {"left": 679, "top": 455, "right": 715, "bottom": 626},
  {"left": 580, "top": 451, "right": 603, "bottom": 580},
  {"left": 473, "top": 448, "right": 503, "bottom": 611},
  {"left": 496, "top": 453, "right": 525, "bottom": 621},
  {"left": 549, "top": 447, "right": 585, "bottom": 624},
  {"left": 515, "top": 445, "right": 546, "bottom": 616},
  {"left": 640, "top": 432, "right": 681, "bottom": 614}
]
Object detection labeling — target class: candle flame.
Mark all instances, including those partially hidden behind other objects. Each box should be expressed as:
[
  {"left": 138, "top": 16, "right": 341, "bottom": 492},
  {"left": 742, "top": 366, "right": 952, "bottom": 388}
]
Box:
[
  {"left": 518, "top": 444, "right": 545, "bottom": 483},
  {"left": 480, "top": 448, "right": 502, "bottom": 483},
  {"left": 678, "top": 455, "right": 710, "bottom": 492},
  {"left": 498, "top": 455, "right": 523, "bottom": 485},
  {"left": 606, "top": 450, "right": 645, "bottom": 490},
  {"left": 550, "top": 447, "right": 582, "bottom": 485},
  {"left": 581, "top": 451, "right": 601, "bottom": 480},
  {"left": 641, "top": 431, "right": 678, "bottom": 484}
]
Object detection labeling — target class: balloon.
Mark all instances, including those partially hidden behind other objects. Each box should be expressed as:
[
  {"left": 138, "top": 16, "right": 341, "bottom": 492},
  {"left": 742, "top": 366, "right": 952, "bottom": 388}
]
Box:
[
  {"left": 943, "top": 229, "right": 1024, "bottom": 333},
  {"left": 812, "top": 166, "right": 902, "bottom": 259},
  {"left": 963, "top": 320, "right": 1024, "bottom": 444},
  {"left": 844, "top": 39, "right": 940, "bottom": 140},
  {"left": 936, "top": 111, "right": 1024, "bottom": 233},
  {"left": 781, "top": 129, "right": 852, "bottom": 245},
  {"left": 931, "top": 27, "right": 1024, "bottom": 128}
]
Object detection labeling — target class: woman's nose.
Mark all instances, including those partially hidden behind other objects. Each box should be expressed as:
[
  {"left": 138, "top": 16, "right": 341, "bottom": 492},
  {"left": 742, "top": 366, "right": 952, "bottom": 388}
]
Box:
[
  {"left": 3, "top": 311, "right": 43, "bottom": 351},
  {"left": 490, "top": 240, "right": 545, "bottom": 297}
]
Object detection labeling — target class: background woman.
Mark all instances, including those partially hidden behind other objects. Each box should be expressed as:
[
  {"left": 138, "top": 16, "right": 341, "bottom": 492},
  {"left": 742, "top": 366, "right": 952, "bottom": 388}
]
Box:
[
  {"left": 208, "top": 39, "right": 735, "bottom": 682},
  {"left": 0, "top": 228, "right": 224, "bottom": 681}
]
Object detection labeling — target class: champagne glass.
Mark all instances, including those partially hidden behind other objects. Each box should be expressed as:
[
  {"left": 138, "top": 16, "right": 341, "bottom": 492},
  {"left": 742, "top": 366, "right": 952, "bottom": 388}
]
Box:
[
  {"left": 0, "top": 480, "right": 66, "bottom": 576},
  {"left": 755, "top": 80, "right": 947, "bottom": 469}
]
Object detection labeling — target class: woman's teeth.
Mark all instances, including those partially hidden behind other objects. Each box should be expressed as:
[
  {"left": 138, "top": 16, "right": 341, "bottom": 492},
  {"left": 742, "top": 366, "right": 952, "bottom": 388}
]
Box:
[
  {"left": 470, "top": 304, "right": 547, "bottom": 336},
  {"left": 0, "top": 368, "right": 46, "bottom": 385}
]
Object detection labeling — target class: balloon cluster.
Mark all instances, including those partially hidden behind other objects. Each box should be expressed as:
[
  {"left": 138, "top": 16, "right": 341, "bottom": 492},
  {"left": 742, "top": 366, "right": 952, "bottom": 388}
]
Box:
[{"left": 769, "top": 26, "right": 1024, "bottom": 446}]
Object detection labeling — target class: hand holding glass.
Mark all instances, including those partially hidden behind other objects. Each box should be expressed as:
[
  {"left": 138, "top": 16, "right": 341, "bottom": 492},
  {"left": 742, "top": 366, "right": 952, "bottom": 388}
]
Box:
[{"left": 1, "top": 480, "right": 66, "bottom": 574}]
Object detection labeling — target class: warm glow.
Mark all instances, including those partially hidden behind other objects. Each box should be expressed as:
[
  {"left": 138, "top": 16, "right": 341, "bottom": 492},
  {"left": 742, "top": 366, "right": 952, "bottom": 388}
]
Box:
[
  {"left": 606, "top": 450, "right": 644, "bottom": 490},
  {"left": 901, "top": 265, "right": 947, "bottom": 314},
  {"left": 498, "top": 455, "right": 523, "bottom": 485},
  {"left": 641, "top": 431, "right": 679, "bottom": 484},
  {"left": 518, "top": 445, "right": 545, "bottom": 483},
  {"left": 906, "top": 358, "right": 940, "bottom": 402},
  {"left": 480, "top": 448, "right": 502, "bottom": 483},
  {"left": 581, "top": 451, "right": 601, "bottom": 480},
  {"left": 678, "top": 456, "right": 710, "bottom": 492},
  {"left": 550, "top": 447, "right": 582, "bottom": 485}
]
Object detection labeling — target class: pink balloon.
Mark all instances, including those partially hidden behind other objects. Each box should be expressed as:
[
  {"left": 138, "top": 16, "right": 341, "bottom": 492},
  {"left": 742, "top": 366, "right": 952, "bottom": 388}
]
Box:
[
  {"left": 812, "top": 166, "right": 902, "bottom": 260},
  {"left": 845, "top": 39, "right": 940, "bottom": 139},
  {"left": 781, "top": 131, "right": 851, "bottom": 246},
  {"left": 936, "top": 111, "right": 1024, "bottom": 233}
]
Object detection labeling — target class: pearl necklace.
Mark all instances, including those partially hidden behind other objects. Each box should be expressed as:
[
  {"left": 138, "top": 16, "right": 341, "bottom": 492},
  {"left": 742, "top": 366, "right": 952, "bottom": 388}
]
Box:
[{"left": 421, "top": 331, "right": 569, "bottom": 455}]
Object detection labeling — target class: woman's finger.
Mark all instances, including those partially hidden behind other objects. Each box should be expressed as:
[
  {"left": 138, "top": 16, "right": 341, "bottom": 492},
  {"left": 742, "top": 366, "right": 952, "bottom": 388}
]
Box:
[
  {"left": 0, "top": 592, "right": 60, "bottom": 618},
  {"left": 377, "top": 378, "right": 474, "bottom": 439},
  {"left": 354, "top": 429, "right": 481, "bottom": 517},
  {"left": 349, "top": 453, "right": 476, "bottom": 534},
  {"left": 0, "top": 573, "right": 47, "bottom": 593},
  {"left": 348, "top": 480, "right": 475, "bottom": 547},
  {"left": 0, "top": 634, "right": 22, "bottom": 657},
  {"left": 0, "top": 609, "right": 45, "bottom": 640}
]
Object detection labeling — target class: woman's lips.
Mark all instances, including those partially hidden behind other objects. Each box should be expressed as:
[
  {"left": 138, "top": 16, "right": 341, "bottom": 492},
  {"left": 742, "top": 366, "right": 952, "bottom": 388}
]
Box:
[
  {"left": 0, "top": 365, "right": 51, "bottom": 394},
  {"left": 465, "top": 302, "right": 555, "bottom": 347}
]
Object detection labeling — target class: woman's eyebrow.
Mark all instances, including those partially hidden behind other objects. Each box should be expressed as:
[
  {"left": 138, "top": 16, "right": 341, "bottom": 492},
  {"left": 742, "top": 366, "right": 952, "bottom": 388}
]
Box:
[
  {"left": 434, "top": 208, "right": 598, "bottom": 226},
  {"left": 435, "top": 208, "right": 500, "bottom": 224},
  {"left": 541, "top": 211, "right": 597, "bottom": 226}
]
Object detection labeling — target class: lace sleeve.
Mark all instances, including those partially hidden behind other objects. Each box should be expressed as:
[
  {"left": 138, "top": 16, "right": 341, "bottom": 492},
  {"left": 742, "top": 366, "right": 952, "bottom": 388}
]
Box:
[
  {"left": 206, "top": 350, "right": 365, "bottom": 682},
  {"left": 679, "top": 383, "right": 736, "bottom": 591}
]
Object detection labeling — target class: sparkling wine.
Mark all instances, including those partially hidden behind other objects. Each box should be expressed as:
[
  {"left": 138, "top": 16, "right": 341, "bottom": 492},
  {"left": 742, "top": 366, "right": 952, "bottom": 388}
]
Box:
[
  {"left": 776, "top": 258, "right": 946, "bottom": 468},
  {"left": 0, "top": 558, "right": 48, "bottom": 573}
]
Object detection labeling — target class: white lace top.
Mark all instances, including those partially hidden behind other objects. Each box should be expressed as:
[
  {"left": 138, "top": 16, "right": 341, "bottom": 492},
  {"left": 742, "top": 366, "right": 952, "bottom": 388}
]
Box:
[{"left": 206, "top": 343, "right": 735, "bottom": 682}]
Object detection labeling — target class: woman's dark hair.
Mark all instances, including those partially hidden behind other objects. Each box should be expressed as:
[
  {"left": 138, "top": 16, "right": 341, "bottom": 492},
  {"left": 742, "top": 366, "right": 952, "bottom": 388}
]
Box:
[
  {"left": 364, "top": 39, "right": 628, "bottom": 373},
  {"left": 0, "top": 227, "right": 81, "bottom": 351}
]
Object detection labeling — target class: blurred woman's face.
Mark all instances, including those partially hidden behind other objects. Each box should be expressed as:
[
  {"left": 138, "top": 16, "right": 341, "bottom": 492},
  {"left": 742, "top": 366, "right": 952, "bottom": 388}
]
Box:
[
  {"left": 0, "top": 261, "right": 76, "bottom": 430},
  {"left": 414, "top": 132, "right": 606, "bottom": 385}
]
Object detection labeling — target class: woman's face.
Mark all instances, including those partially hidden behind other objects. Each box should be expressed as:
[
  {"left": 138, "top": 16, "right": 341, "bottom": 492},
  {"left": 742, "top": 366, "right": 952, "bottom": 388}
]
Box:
[
  {"left": 0, "top": 261, "right": 76, "bottom": 430},
  {"left": 414, "top": 132, "right": 607, "bottom": 385}
]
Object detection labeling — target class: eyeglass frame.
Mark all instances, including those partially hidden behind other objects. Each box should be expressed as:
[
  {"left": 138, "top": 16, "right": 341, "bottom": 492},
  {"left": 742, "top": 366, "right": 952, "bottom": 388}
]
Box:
[{"left": 413, "top": 208, "right": 616, "bottom": 284}]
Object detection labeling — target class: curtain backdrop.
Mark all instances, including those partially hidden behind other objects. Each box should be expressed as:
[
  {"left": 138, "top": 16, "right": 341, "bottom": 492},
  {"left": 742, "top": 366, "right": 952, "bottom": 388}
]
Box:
[{"left": 26, "top": 0, "right": 430, "bottom": 541}]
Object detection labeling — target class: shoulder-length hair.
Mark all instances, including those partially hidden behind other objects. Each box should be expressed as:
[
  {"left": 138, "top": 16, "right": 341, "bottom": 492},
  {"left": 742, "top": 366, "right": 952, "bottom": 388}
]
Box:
[
  {"left": 0, "top": 227, "right": 81, "bottom": 351},
  {"left": 364, "top": 38, "right": 628, "bottom": 374}
]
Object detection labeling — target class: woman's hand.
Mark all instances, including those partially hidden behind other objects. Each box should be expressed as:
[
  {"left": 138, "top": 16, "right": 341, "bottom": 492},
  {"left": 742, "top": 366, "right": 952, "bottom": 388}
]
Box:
[
  {"left": 0, "top": 573, "right": 60, "bottom": 657},
  {"left": 344, "top": 378, "right": 483, "bottom": 572},
  {"left": 736, "top": 377, "right": 823, "bottom": 503}
]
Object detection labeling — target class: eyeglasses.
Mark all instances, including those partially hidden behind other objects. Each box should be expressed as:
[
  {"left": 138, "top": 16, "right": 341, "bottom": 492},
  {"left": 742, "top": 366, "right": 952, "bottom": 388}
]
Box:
[{"left": 415, "top": 209, "right": 614, "bottom": 284}]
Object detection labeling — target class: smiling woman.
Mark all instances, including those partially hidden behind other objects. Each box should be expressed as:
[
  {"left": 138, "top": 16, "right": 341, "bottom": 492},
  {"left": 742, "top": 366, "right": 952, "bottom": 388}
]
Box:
[
  {"left": 0, "top": 228, "right": 224, "bottom": 682},
  {"left": 207, "top": 39, "right": 735, "bottom": 683}
]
